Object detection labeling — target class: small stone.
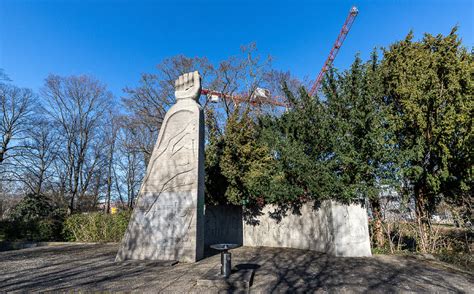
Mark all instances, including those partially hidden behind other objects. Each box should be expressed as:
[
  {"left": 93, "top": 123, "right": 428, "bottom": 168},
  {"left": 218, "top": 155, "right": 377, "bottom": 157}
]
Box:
[{"left": 421, "top": 253, "right": 436, "bottom": 260}]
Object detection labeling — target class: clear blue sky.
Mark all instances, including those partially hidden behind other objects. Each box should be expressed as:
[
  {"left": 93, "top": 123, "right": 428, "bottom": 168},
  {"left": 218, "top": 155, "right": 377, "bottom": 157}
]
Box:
[{"left": 1, "top": 0, "right": 472, "bottom": 97}]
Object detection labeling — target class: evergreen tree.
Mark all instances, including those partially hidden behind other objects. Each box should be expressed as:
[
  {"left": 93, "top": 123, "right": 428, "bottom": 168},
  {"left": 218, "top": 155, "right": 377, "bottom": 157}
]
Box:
[
  {"left": 7, "top": 193, "right": 66, "bottom": 241},
  {"left": 254, "top": 86, "right": 336, "bottom": 213},
  {"left": 219, "top": 108, "right": 273, "bottom": 207},
  {"left": 323, "top": 53, "right": 398, "bottom": 248},
  {"left": 381, "top": 28, "right": 473, "bottom": 251},
  {"left": 204, "top": 108, "right": 228, "bottom": 205}
]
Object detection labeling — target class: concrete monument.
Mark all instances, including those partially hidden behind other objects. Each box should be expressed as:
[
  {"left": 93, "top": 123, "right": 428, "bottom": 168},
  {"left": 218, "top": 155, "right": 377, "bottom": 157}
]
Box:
[{"left": 116, "top": 71, "right": 205, "bottom": 263}]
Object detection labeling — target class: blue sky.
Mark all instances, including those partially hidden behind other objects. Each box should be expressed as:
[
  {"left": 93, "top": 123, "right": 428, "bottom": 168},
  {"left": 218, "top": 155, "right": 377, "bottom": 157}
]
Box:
[{"left": 1, "top": 0, "right": 472, "bottom": 97}]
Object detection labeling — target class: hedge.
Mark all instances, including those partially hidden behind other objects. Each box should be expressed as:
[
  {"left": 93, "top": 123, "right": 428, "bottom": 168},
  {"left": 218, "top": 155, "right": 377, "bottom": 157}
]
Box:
[{"left": 62, "top": 210, "right": 131, "bottom": 242}]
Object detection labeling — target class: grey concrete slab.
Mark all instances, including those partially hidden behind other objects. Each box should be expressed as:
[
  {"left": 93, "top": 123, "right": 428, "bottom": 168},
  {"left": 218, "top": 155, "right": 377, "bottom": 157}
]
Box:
[
  {"left": 0, "top": 244, "right": 472, "bottom": 292},
  {"left": 196, "top": 266, "right": 254, "bottom": 290}
]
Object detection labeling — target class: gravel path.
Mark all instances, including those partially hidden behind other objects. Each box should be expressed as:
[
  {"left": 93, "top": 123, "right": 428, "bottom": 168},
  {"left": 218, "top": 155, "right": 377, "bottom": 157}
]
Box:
[{"left": 0, "top": 244, "right": 472, "bottom": 292}]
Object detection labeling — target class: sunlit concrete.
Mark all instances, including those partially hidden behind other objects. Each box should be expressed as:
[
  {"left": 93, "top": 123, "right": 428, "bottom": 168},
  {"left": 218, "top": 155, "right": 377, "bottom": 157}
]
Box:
[{"left": 116, "top": 72, "right": 205, "bottom": 262}]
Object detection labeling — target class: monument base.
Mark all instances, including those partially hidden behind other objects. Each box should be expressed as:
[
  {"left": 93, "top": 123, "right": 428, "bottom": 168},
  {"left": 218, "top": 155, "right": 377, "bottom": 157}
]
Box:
[{"left": 116, "top": 191, "right": 204, "bottom": 263}]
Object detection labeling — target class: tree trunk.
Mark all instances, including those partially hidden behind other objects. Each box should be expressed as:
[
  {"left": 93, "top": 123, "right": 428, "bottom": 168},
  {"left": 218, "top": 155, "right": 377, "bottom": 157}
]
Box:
[
  {"left": 0, "top": 132, "right": 12, "bottom": 164},
  {"left": 105, "top": 150, "right": 114, "bottom": 214},
  {"left": 371, "top": 198, "right": 385, "bottom": 248},
  {"left": 414, "top": 184, "right": 431, "bottom": 253},
  {"left": 92, "top": 172, "right": 101, "bottom": 209}
]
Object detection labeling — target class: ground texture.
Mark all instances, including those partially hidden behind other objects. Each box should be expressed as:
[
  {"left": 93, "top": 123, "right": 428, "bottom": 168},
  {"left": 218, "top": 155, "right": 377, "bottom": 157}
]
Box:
[{"left": 0, "top": 243, "right": 472, "bottom": 292}]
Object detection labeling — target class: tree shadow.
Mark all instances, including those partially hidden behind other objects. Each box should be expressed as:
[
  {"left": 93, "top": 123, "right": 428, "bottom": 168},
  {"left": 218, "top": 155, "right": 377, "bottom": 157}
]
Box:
[
  {"left": 234, "top": 263, "right": 260, "bottom": 287},
  {"left": 232, "top": 246, "right": 471, "bottom": 292},
  {"left": 0, "top": 243, "right": 471, "bottom": 292}
]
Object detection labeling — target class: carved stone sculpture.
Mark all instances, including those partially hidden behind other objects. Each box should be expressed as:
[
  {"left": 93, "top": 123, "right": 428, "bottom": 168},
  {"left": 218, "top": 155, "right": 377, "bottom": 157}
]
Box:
[{"left": 116, "top": 71, "right": 205, "bottom": 262}]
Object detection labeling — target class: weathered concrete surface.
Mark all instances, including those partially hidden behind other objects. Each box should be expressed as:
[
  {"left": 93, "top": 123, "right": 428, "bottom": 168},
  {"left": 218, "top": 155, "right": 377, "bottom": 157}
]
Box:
[
  {"left": 329, "top": 200, "right": 372, "bottom": 257},
  {"left": 243, "top": 201, "right": 372, "bottom": 257},
  {"left": 0, "top": 244, "right": 471, "bottom": 292},
  {"left": 116, "top": 72, "right": 205, "bottom": 263}
]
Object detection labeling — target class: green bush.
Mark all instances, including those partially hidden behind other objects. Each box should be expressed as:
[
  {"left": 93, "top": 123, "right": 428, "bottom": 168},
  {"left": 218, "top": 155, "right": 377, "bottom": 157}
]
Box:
[
  {"left": 4, "top": 193, "right": 66, "bottom": 241},
  {"left": 36, "top": 219, "right": 57, "bottom": 241},
  {"left": 3, "top": 218, "right": 64, "bottom": 241},
  {"left": 0, "top": 220, "right": 11, "bottom": 241},
  {"left": 62, "top": 210, "right": 131, "bottom": 242}
]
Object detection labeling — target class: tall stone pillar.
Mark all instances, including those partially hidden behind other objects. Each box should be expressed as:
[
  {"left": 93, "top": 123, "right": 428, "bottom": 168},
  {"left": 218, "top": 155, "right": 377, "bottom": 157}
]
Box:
[{"left": 116, "top": 71, "right": 205, "bottom": 263}]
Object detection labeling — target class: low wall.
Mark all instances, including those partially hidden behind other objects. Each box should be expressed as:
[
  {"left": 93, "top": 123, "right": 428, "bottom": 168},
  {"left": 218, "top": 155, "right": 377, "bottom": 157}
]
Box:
[
  {"left": 204, "top": 201, "right": 371, "bottom": 257},
  {"left": 243, "top": 201, "right": 371, "bottom": 257},
  {"left": 242, "top": 201, "right": 333, "bottom": 253},
  {"left": 328, "top": 201, "right": 372, "bottom": 257}
]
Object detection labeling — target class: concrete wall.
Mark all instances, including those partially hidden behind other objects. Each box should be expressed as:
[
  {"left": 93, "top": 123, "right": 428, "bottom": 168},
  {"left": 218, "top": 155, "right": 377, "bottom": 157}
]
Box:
[
  {"left": 243, "top": 202, "right": 331, "bottom": 253},
  {"left": 243, "top": 201, "right": 371, "bottom": 257},
  {"left": 328, "top": 201, "right": 372, "bottom": 257},
  {"left": 204, "top": 201, "right": 371, "bottom": 257}
]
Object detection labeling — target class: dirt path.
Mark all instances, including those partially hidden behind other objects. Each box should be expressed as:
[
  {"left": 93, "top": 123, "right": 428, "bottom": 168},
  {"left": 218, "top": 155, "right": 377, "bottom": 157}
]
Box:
[{"left": 0, "top": 244, "right": 472, "bottom": 292}]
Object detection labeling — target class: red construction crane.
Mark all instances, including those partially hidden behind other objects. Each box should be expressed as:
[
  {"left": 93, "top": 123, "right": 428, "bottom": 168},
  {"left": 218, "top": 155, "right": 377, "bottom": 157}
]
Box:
[
  {"left": 309, "top": 6, "right": 359, "bottom": 96},
  {"left": 201, "top": 6, "right": 359, "bottom": 106}
]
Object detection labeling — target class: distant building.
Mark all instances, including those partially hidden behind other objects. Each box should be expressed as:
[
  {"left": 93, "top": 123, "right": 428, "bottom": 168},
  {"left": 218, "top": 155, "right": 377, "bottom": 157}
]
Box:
[{"left": 375, "top": 185, "right": 454, "bottom": 225}]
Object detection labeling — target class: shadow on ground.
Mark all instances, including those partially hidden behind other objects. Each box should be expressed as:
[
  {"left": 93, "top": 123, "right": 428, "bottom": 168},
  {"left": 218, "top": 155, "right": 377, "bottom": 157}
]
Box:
[
  {"left": 0, "top": 244, "right": 472, "bottom": 292},
  {"left": 234, "top": 247, "right": 473, "bottom": 293}
]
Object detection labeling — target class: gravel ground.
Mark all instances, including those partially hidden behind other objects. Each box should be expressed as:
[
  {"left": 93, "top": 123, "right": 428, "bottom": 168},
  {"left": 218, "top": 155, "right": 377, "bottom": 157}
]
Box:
[{"left": 0, "top": 243, "right": 472, "bottom": 292}]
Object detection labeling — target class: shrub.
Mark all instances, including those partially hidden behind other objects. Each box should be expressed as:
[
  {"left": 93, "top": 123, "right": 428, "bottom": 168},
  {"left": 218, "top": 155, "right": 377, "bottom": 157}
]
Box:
[
  {"left": 370, "top": 220, "right": 473, "bottom": 270},
  {"left": 9, "top": 194, "right": 52, "bottom": 223},
  {"left": 4, "top": 193, "right": 66, "bottom": 241},
  {"left": 62, "top": 210, "right": 131, "bottom": 242}
]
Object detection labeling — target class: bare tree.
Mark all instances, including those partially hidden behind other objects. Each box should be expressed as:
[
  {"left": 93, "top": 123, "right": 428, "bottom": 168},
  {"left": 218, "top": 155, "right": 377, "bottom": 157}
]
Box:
[
  {"left": 122, "top": 55, "right": 215, "bottom": 165},
  {"left": 0, "top": 72, "right": 38, "bottom": 217},
  {"left": 212, "top": 42, "right": 273, "bottom": 118},
  {"left": 41, "top": 75, "right": 113, "bottom": 213},
  {"left": 103, "top": 109, "right": 120, "bottom": 213},
  {"left": 121, "top": 45, "right": 280, "bottom": 167},
  {"left": 14, "top": 118, "right": 59, "bottom": 195},
  {"left": 0, "top": 83, "right": 35, "bottom": 165},
  {"left": 76, "top": 137, "right": 106, "bottom": 211},
  {"left": 114, "top": 124, "right": 145, "bottom": 209}
]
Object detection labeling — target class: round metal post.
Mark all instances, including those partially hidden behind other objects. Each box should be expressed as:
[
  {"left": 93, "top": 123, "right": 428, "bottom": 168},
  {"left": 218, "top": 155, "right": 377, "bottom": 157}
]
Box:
[
  {"left": 221, "top": 251, "right": 232, "bottom": 278},
  {"left": 210, "top": 243, "right": 238, "bottom": 278}
]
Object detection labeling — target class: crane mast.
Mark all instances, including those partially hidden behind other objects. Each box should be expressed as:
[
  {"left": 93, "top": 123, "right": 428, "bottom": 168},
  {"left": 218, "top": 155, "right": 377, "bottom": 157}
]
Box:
[{"left": 309, "top": 6, "right": 359, "bottom": 96}]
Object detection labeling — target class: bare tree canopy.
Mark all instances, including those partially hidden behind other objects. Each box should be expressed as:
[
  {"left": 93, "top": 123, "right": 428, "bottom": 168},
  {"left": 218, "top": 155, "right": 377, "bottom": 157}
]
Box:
[
  {"left": 41, "top": 74, "right": 114, "bottom": 212},
  {"left": 0, "top": 44, "right": 301, "bottom": 217},
  {"left": 121, "top": 44, "right": 294, "bottom": 166},
  {"left": 0, "top": 82, "right": 35, "bottom": 165}
]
